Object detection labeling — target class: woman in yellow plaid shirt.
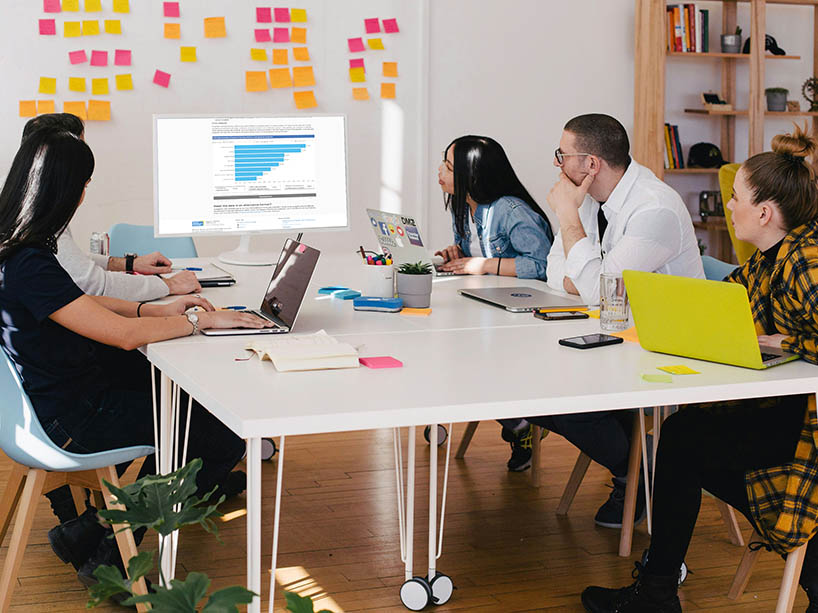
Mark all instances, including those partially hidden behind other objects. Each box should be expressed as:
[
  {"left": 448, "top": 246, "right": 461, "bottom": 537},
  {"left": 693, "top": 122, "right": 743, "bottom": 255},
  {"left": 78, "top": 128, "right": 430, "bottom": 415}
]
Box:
[{"left": 582, "top": 126, "right": 818, "bottom": 613}]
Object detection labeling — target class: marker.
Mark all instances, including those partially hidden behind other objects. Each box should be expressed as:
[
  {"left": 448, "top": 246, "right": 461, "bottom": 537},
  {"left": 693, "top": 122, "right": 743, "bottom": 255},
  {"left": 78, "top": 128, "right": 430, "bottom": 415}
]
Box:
[
  {"left": 173, "top": 266, "right": 202, "bottom": 271},
  {"left": 219, "top": 305, "right": 246, "bottom": 310}
]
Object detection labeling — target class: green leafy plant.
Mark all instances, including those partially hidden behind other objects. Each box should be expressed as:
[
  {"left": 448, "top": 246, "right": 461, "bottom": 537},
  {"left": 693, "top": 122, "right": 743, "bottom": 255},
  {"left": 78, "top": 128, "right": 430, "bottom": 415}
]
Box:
[
  {"left": 765, "top": 87, "right": 789, "bottom": 94},
  {"left": 735, "top": 25, "right": 742, "bottom": 36},
  {"left": 396, "top": 261, "right": 432, "bottom": 275},
  {"left": 285, "top": 592, "right": 332, "bottom": 613}
]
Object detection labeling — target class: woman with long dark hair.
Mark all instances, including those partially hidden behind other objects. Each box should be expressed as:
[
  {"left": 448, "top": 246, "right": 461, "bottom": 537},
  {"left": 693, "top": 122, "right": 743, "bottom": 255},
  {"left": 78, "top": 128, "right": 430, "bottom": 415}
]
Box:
[{"left": 435, "top": 135, "right": 553, "bottom": 279}]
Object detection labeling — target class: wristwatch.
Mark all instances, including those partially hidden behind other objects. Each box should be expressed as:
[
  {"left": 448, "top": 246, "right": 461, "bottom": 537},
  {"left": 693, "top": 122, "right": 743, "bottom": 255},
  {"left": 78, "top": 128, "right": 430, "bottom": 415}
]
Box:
[
  {"left": 185, "top": 312, "right": 199, "bottom": 336},
  {"left": 125, "top": 252, "right": 137, "bottom": 273}
]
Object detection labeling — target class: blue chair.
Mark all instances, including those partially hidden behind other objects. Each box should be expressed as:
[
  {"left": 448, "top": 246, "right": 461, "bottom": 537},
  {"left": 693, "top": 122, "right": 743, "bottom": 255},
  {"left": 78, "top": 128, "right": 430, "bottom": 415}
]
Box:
[
  {"left": 702, "top": 254, "right": 738, "bottom": 281},
  {"left": 108, "top": 223, "right": 197, "bottom": 259},
  {"left": 0, "top": 348, "right": 153, "bottom": 610}
]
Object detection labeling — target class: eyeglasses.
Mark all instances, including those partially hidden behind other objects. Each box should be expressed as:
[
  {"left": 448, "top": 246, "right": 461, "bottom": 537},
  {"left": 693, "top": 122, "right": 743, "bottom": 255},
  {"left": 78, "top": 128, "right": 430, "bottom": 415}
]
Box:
[{"left": 554, "top": 148, "right": 592, "bottom": 165}]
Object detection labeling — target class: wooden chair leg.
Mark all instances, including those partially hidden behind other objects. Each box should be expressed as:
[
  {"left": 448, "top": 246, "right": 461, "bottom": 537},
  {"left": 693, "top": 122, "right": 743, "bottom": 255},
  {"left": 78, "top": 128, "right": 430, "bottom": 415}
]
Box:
[
  {"left": 0, "top": 468, "right": 46, "bottom": 611},
  {"left": 91, "top": 489, "right": 105, "bottom": 510},
  {"left": 714, "top": 498, "right": 745, "bottom": 547},
  {"left": 97, "top": 466, "right": 149, "bottom": 613},
  {"left": 728, "top": 529, "right": 764, "bottom": 600},
  {"left": 0, "top": 463, "right": 27, "bottom": 545},
  {"left": 70, "top": 485, "right": 88, "bottom": 516},
  {"left": 455, "top": 421, "right": 479, "bottom": 459},
  {"left": 556, "top": 452, "right": 592, "bottom": 516},
  {"left": 776, "top": 542, "right": 807, "bottom": 613},
  {"left": 529, "top": 427, "right": 549, "bottom": 487},
  {"left": 619, "top": 416, "right": 643, "bottom": 558}
]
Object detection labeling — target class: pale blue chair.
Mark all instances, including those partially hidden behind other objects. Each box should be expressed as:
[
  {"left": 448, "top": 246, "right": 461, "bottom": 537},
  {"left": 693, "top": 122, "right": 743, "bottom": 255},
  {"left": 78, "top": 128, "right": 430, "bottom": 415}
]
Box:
[
  {"left": 109, "top": 223, "right": 197, "bottom": 258},
  {"left": 0, "top": 348, "right": 153, "bottom": 610},
  {"left": 702, "top": 254, "right": 738, "bottom": 281}
]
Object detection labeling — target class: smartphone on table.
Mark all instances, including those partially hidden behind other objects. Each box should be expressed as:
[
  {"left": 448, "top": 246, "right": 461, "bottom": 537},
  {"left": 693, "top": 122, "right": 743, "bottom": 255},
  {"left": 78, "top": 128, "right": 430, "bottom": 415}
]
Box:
[
  {"left": 558, "top": 333, "right": 624, "bottom": 349},
  {"left": 534, "top": 310, "right": 590, "bottom": 321}
]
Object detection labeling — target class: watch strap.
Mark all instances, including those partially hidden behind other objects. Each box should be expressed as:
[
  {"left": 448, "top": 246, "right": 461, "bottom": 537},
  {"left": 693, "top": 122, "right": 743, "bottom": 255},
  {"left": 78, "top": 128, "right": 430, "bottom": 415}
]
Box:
[{"left": 125, "top": 253, "right": 136, "bottom": 273}]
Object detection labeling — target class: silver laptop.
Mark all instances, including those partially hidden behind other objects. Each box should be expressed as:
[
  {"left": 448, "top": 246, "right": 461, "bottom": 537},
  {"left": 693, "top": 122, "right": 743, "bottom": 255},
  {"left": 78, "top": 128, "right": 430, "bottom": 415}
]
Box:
[
  {"left": 459, "top": 286, "right": 587, "bottom": 313},
  {"left": 202, "top": 239, "right": 320, "bottom": 336}
]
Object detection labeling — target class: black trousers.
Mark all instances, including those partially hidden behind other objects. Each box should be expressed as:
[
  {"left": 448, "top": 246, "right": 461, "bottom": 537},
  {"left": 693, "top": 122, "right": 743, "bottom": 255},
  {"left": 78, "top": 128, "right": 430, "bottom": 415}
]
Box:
[{"left": 645, "top": 394, "right": 813, "bottom": 576}]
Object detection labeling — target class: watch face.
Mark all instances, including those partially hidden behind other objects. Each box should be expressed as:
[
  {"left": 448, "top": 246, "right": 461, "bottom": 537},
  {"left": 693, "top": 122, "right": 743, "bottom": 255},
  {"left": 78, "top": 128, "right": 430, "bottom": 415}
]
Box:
[{"left": 188, "top": 313, "right": 199, "bottom": 323}]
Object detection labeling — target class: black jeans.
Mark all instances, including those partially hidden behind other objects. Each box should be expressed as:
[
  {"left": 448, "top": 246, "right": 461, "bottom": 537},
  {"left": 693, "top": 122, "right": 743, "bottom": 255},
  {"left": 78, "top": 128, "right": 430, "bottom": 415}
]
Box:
[
  {"left": 645, "top": 394, "right": 811, "bottom": 576},
  {"left": 43, "top": 347, "right": 245, "bottom": 523}
]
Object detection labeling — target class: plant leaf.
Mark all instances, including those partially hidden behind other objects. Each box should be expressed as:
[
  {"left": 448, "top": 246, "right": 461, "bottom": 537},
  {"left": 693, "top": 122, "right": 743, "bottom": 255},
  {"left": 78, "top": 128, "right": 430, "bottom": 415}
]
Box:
[
  {"left": 86, "top": 564, "right": 131, "bottom": 608},
  {"left": 125, "top": 571, "right": 211, "bottom": 611},
  {"left": 126, "top": 550, "right": 154, "bottom": 584},
  {"left": 284, "top": 591, "right": 316, "bottom": 613},
  {"left": 201, "top": 586, "right": 257, "bottom": 612}
]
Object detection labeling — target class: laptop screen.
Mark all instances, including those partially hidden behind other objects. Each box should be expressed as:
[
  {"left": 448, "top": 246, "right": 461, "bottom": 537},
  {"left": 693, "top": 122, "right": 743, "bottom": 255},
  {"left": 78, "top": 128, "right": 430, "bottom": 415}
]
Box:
[{"left": 260, "top": 239, "right": 320, "bottom": 327}]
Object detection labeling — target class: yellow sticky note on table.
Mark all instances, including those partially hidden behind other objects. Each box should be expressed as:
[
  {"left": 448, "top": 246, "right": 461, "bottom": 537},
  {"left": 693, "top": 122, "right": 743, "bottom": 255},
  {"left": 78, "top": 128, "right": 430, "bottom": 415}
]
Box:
[
  {"left": 180, "top": 46, "right": 197, "bottom": 62},
  {"left": 64, "top": 21, "right": 82, "bottom": 37},
  {"left": 104, "top": 19, "right": 122, "bottom": 34},
  {"left": 19, "top": 101, "right": 36, "bottom": 118},
  {"left": 401, "top": 307, "right": 431, "bottom": 316},
  {"left": 245, "top": 71, "right": 268, "bottom": 92},
  {"left": 290, "top": 8, "right": 307, "bottom": 22},
  {"left": 115, "top": 73, "right": 133, "bottom": 90},
  {"left": 37, "top": 100, "right": 56, "bottom": 114},
  {"left": 292, "top": 47, "right": 310, "bottom": 62},
  {"left": 642, "top": 373, "right": 673, "bottom": 384},
  {"left": 586, "top": 309, "right": 601, "bottom": 319},
  {"left": 367, "top": 37, "right": 384, "bottom": 50},
  {"left": 272, "top": 48, "right": 288, "bottom": 65},
  {"left": 657, "top": 365, "right": 700, "bottom": 375},
  {"left": 250, "top": 48, "right": 267, "bottom": 61},
  {"left": 91, "top": 77, "right": 109, "bottom": 95},
  {"left": 204, "top": 17, "right": 226, "bottom": 38},
  {"left": 269, "top": 68, "right": 292, "bottom": 88},
  {"left": 64, "top": 101, "right": 87, "bottom": 120},
  {"left": 293, "top": 90, "right": 317, "bottom": 109},
  {"left": 82, "top": 20, "right": 100, "bottom": 35},
  {"left": 292, "top": 66, "right": 315, "bottom": 87},
  {"left": 164, "top": 23, "right": 181, "bottom": 39},
  {"left": 383, "top": 61, "right": 398, "bottom": 77},
  {"left": 352, "top": 87, "right": 369, "bottom": 101},
  {"left": 69, "top": 77, "right": 87, "bottom": 92},
  {"left": 62, "top": 0, "right": 80, "bottom": 11},
  {"left": 39, "top": 77, "right": 57, "bottom": 94},
  {"left": 85, "top": 0, "right": 102, "bottom": 12},
  {"left": 380, "top": 82, "right": 396, "bottom": 99},
  {"left": 112, "top": 0, "right": 129, "bottom": 13},
  {"left": 88, "top": 100, "right": 110, "bottom": 121},
  {"left": 611, "top": 326, "right": 639, "bottom": 344},
  {"left": 291, "top": 27, "right": 306, "bottom": 44},
  {"left": 349, "top": 67, "right": 365, "bottom": 83}
]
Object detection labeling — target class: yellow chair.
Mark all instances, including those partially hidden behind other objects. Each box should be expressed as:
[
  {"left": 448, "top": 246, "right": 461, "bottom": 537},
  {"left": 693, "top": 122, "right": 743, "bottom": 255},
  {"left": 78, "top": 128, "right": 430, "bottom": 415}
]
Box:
[{"left": 718, "top": 163, "right": 757, "bottom": 265}]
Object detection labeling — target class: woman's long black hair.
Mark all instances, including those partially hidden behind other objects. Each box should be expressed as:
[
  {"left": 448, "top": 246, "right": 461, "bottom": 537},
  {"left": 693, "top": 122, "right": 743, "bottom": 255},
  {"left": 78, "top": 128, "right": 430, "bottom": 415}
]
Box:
[
  {"left": 443, "top": 135, "right": 553, "bottom": 241},
  {"left": 0, "top": 130, "right": 94, "bottom": 262}
]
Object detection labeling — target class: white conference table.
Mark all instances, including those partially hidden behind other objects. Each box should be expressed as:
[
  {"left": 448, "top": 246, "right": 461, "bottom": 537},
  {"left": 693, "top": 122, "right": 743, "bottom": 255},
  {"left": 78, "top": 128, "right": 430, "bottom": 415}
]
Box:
[{"left": 146, "top": 255, "right": 818, "bottom": 612}]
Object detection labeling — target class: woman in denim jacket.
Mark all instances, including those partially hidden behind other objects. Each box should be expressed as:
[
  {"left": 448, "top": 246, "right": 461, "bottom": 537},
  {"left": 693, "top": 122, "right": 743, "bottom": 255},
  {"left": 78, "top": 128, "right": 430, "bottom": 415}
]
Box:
[{"left": 435, "top": 135, "right": 554, "bottom": 280}]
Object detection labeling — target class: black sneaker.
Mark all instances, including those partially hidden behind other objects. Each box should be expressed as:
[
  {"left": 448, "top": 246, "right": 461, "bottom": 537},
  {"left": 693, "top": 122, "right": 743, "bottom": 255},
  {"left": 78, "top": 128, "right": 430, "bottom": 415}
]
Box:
[
  {"left": 594, "top": 477, "right": 647, "bottom": 529},
  {"left": 212, "top": 470, "right": 246, "bottom": 500},
  {"left": 77, "top": 532, "right": 151, "bottom": 608},
  {"left": 501, "top": 424, "right": 541, "bottom": 472},
  {"left": 48, "top": 506, "right": 106, "bottom": 571}
]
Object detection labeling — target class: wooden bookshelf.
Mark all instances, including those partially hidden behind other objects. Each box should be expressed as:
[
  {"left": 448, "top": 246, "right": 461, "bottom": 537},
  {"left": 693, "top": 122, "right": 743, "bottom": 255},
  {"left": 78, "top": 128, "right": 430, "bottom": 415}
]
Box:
[
  {"left": 665, "top": 168, "right": 721, "bottom": 174},
  {"left": 684, "top": 108, "right": 818, "bottom": 116},
  {"left": 668, "top": 51, "right": 800, "bottom": 59}
]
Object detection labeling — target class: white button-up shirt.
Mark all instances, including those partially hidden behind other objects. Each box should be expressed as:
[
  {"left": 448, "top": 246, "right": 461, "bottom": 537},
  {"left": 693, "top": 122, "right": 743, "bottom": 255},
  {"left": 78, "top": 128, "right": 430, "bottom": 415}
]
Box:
[{"left": 546, "top": 160, "right": 704, "bottom": 304}]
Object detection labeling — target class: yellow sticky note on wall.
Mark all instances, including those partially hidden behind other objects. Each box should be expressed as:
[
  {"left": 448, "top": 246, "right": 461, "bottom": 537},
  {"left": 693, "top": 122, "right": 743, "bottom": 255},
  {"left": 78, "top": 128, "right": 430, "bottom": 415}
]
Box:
[
  {"left": 39, "top": 77, "right": 57, "bottom": 94},
  {"left": 115, "top": 73, "right": 133, "bottom": 90},
  {"left": 204, "top": 17, "right": 226, "bottom": 38},
  {"left": 180, "top": 46, "right": 197, "bottom": 62},
  {"left": 19, "top": 101, "right": 37, "bottom": 118},
  {"left": 269, "top": 68, "right": 292, "bottom": 88},
  {"left": 293, "top": 90, "right": 317, "bottom": 109},
  {"left": 352, "top": 87, "right": 369, "bottom": 101},
  {"left": 290, "top": 8, "right": 307, "bottom": 22},
  {"left": 349, "top": 67, "right": 365, "bottom": 83},
  {"left": 367, "top": 38, "right": 384, "bottom": 50},
  {"left": 104, "top": 20, "right": 122, "bottom": 34},
  {"left": 291, "top": 27, "right": 306, "bottom": 44},
  {"left": 69, "top": 77, "right": 87, "bottom": 92},
  {"left": 82, "top": 20, "right": 100, "bottom": 35},
  {"left": 292, "top": 66, "right": 315, "bottom": 87},
  {"left": 250, "top": 48, "right": 267, "bottom": 61},
  {"left": 112, "top": 0, "right": 129, "bottom": 13},
  {"left": 383, "top": 62, "right": 398, "bottom": 78},
  {"left": 292, "top": 47, "right": 309, "bottom": 61},
  {"left": 272, "top": 49, "right": 288, "bottom": 65},
  {"left": 37, "top": 100, "right": 56, "bottom": 114},
  {"left": 62, "top": 0, "right": 80, "bottom": 11},
  {"left": 164, "top": 23, "right": 180, "bottom": 39},
  {"left": 85, "top": 0, "right": 102, "bottom": 12},
  {"left": 64, "top": 22, "right": 82, "bottom": 37},
  {"left": 380, "top": 82, "right": 396, "bottom": 99},
  {"left": 64, "top": 101, "right": 87, "bottom": 120},
  {"left": 91, "top": 78, "right": 109, "bottom": 95},
  {"left": 88, "top": 100, "right": 111, "bottom": 121},
  {"left": 245, "top": 71, "right": 268, "bottom": 92}
]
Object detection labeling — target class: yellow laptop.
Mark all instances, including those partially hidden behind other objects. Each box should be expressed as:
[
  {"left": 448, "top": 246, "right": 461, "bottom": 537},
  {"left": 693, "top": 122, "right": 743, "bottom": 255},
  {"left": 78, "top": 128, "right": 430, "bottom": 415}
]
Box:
[{"left": 623, "top": 270, "right": 800, "bottom": 370}]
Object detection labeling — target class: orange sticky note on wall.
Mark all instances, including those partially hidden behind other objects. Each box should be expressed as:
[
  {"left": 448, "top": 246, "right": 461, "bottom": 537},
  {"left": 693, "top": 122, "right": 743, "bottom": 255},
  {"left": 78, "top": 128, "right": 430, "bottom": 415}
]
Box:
[
  {"left": 69, "top": 77, "right": 87, "bottom": 92},
  {"left": 164, "top": 23, "right": 181, "bottom": 39},
  {"left": 292, "top": 66, "right": 315, "bottom": 87},
  {"left": 64, "top": 101, "right": 88, "bottom": 120},
  {"left": 272, "top": 49, "right": 288, "bottom": 65},
  {"left": 64, "top": 21, "right": 82, "bottom": 37},
  {"left": 88, "top": 100, "right": 111, "bottom": 121},
  {"left": 349, "top": 67, "right": 365, "bottom": 83},
  {"left": 367, "top": 38, "right": 384, "bottom": 50},
  {"left": 292, "top": 47, "right": 310, "bottom": 62},
  {"left": 269, "top": 68, "right": 292, "bottom": 88},
  {"left": 293, "top": 90, "right": 317, "bottom": 109},
  {"left": 104, "top": 20, "right": 122, "bottom": 34},
  {"left": 245, "top": 71, "right": 268, "bottom": 92},
  {"left": 204, "top": 17, "right": 226, "bottom": 38},
  {"left": 82, "top": 20, "right": 100, "bottom": 35},
  {"left": 39, "top": 77, "right": 57, "bottom": 94},
  {"left": 115, "top": 73, "right": 133, "bottom": 90},
  {"left": 381, "top": 82, "right": 396, "bottom": 99},
  {"left": 19, "top": 101, "right": 37, "bottom": 118},
  {"left": 383, "top": 62, "right": 398, "bottom": 77},
  {"left": 352, "top": 87, "right": 369, "bottom": 101},
  {"left": 250, "top": 48, "right": 267, "bottom": 61},
  {"left": 291, "top": 27, "right": 306, "bottom": 44},
  {"left": 37, "top": 100, "right": 56, "bottom": 114},
  {"left": 91, "top": 77, "right": 109, "bottom": 95}
]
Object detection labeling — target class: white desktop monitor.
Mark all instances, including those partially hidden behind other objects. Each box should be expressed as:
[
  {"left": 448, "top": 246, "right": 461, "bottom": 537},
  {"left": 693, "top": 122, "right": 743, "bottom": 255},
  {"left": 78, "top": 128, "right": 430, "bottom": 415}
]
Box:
[{"left": 153, "top": 114, "right": 349, "bottom": 265}]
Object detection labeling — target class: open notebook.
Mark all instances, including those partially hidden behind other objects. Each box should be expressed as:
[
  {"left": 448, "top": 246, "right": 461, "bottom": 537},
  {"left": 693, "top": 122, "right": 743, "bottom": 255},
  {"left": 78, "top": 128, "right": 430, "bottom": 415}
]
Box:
[{"left": 246, "top": 330, "right": 359, "bottom": 372}]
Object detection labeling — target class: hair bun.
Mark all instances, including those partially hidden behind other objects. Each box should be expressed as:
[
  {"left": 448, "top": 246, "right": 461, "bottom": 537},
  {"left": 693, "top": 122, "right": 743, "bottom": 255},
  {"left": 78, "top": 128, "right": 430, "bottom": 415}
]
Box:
[{"left": 771, "top": 123, "right": 817, "bottom": 160}]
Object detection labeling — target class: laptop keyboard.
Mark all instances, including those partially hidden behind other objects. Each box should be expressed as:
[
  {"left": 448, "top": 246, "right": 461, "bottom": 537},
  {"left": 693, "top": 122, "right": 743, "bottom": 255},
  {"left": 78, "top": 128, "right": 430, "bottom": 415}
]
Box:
[{"left": 760, "top": 352, "right": 779, "bottom": 362}]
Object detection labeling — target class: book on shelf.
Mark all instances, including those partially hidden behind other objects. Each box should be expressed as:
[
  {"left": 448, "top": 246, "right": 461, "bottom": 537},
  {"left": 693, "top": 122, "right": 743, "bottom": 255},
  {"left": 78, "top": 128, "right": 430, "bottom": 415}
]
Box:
[
  {"left": 663, "top": 123, "right": 685, "bottom": 169},
  {"left": 667, "top": 4, "right": 709, "bottom": 53}
]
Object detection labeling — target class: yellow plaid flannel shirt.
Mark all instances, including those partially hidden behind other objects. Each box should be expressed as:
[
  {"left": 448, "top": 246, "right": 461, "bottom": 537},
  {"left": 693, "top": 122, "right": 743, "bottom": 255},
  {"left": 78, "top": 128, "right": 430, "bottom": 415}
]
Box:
[{"left": 725, "top": 218, "right": 818, "bottom": 554}]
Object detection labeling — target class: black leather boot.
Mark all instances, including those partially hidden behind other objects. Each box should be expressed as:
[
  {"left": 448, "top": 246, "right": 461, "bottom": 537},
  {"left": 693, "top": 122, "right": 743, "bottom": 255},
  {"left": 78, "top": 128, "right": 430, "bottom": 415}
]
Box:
[
  {"left": 581, "top": 562, "right": 682, "bottom": 613},
  {"left": 47, "top": 505, "right": 106, "bottom": 571}
]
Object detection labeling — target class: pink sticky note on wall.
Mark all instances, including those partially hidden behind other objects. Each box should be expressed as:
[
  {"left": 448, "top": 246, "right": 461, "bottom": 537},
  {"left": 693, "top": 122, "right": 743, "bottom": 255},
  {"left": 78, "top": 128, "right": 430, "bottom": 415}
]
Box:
[
  {"left": 163, "top": 2, "right": 179, "bottom": 17},
  {"left": 114, "top": 49, "right": 131, "bottom": 66},
  {"left": 347, "top": 37, "right": 365, "bottom": 52},
  {"left": 44, "top": 0, "right": 61, "bottom": 12},
  {"left": 69, "top": 50, "right": 87, "bottom": 64},
  {"left": 39, "top": 19, "right": 57, "bottom": 35},
  {"left": 274, "top": 8, "right": 290, "bottom": 22},
  {"left": 254, "top": 28, "right": 271, "bottom": 42},
  {"left": 90, "top": 50, "right": 108, "bottom": 66},
  {"left": 153, "top": 69, "right": 171, "bottom": 88},
  {"left": 383, "top": 18, "right": 399, "bottom": 33},
  {"left": 364, "top": 18, "right": 380, "bottom": 33},
  {"left": 349, "top": 58, "right": 365, "bottom": 71},
  {"left": 273, "top": 27, "right": 289, "bottom": 42},
  {"left": 359, "top": 356, "right": 403, "bottom": 369},
  {"left": 256, "top": 7, "right": 271, "bottom": 22}
]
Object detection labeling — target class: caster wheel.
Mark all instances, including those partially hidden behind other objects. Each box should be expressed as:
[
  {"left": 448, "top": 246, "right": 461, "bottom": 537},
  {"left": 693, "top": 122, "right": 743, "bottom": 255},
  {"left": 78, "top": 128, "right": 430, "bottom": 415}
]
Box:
[
  {"left": 400, "top": 577, "right": 432, "bottom": 611},
  {"left": 423, "top": 425, "right": 448, "bottom": 447},
  {"left": 261, "top": 438, "right": 277, "bottom": 461},
  {"left": 428, "top": 572, "right": 454, "bottom": 605}
]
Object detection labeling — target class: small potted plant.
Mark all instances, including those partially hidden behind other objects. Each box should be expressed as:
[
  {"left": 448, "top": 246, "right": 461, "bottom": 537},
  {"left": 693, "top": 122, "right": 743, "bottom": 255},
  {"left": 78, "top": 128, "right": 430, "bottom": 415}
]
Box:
[
  {"left": 765, "top": 87, "right": 789, "bottom": 111},
  {"left": 721, "top": 25, "right": 742, "bottom": 54},
  {"left": 395, "top": 261, "right": 433, "bottom": 308}
]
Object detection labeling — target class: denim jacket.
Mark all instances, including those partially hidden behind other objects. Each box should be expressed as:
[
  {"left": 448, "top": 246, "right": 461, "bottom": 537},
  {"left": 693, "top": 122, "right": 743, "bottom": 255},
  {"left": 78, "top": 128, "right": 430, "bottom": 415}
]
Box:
[{"left": 452, "top": 196, "right": 553, "bottom": 280}]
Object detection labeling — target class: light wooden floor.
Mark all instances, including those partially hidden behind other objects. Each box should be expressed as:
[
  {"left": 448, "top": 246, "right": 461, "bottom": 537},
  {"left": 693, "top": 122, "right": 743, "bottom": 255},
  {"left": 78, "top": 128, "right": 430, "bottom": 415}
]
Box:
[{"left": 0, "top": 423, "right": 808, "bottom": 612}]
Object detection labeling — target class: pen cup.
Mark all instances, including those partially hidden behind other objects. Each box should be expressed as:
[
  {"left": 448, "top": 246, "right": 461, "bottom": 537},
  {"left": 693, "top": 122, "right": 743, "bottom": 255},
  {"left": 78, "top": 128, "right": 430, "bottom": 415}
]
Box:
[
  {"left": 362, "top": 263, "right": 394, "bottom": 298},
  {"left": 599, "top": 273, "right": 630, "bottom": 332}
]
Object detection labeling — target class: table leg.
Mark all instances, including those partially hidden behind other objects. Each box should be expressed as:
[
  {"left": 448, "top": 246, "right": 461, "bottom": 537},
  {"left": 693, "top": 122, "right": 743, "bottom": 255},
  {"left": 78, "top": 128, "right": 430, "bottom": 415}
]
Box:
[
  {"left": 266, "top": 435, "right": 285, "bottom": 613},
  {"left": 427, "top": 423, "right": 437, "bottom": 580},
  {"left": 246, "top": 437, "right": 262, "bottom": 613},
  {"left": 158, "top": 373, "right": 176, "bottom": 584},
  {"left": 406, "top": 427, "right": 416, "bottom": 580}
]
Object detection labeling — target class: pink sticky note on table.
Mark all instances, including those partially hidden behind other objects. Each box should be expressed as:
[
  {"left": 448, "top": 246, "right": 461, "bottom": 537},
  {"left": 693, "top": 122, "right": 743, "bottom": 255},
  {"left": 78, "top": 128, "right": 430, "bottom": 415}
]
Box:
[
  {"left": 254, "top": 28, "right": 271, "bottom": 42},
  {"left": 364, "top": 18, "right": 380, "bottom": 33},
  {"left": 274, "top": 8, "right": 290, "bottom": 22},
  {"left": 69, "top": 50, "right": 87, "bottom": 64},
  {"left": 153, "top": 69, "right": 171, "bottom": 88},
  {"left": 348, "top": 37, "right": 365, "bottom": 52},
  {"left": 90, "top": 50, "right": 108, "bottom": 66},
  {"left": 256, "top": 7, "right": 271, "bottom": 22},
  {"left": 114, "top": 49, "right": 131, "bottom": 66},
  {"left": 273, "top": 27, "right": 289, "bottom": 42},
  {"left": 383, "top": 18, "right": 399, "bottom": 33},
  {"left": 39, "top": 19, "right": 57, "bottom": 35},
  {"left": 163, "top": 2, "right": 179, "bottom": 17},
  {"left": 349, "top": 58, "right": 365, "bottom": 71},
  {"left": 44, "top": 0, "right": 61, "bottom": 12},
  {"left": 359, "top": 356, "right": 403, "bottom": 369}
]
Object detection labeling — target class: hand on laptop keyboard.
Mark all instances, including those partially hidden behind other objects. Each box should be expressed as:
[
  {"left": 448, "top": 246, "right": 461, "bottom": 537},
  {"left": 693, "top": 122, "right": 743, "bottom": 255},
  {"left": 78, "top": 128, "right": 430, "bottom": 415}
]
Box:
[
  {"left": 757, "top": 333, "right": 787, "bottom": 349},
  {"left": 201, "top": 310, "right": 275, "bottom": 331}
]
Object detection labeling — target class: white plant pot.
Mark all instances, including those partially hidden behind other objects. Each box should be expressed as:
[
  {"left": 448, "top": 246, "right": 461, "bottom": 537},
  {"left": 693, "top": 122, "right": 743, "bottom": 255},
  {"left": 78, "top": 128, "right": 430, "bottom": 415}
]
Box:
[{"left": 395, "top": 272, "right": 432, "bottom": 308}]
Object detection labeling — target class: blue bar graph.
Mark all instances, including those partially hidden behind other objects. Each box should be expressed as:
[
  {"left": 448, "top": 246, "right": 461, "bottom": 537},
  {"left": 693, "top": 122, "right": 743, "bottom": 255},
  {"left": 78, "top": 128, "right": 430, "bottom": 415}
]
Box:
[{"left": 233, "top": 143, "right": 308, "bottom": 182}]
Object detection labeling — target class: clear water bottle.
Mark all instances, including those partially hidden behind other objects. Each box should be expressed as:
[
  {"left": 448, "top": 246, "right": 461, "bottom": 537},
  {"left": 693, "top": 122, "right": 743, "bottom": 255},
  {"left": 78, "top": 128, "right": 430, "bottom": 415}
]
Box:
[{"left": 89, "top": 232, "right": 109, "bottom": 255}]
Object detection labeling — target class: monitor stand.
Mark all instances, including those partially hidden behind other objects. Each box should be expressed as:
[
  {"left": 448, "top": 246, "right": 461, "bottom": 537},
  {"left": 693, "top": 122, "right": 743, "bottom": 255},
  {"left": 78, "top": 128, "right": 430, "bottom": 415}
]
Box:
[{"left": 218, "top": 235, "right": 275, "bottom": 266}]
